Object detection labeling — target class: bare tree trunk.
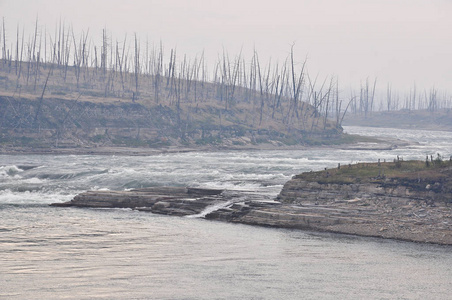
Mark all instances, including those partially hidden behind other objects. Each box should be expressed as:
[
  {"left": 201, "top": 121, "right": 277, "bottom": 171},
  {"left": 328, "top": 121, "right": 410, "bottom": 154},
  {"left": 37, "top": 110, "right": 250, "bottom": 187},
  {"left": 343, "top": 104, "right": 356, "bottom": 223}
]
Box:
[
  {"left": 2, "top": 18, "right": 7, "bottom": 62},
  {"left": 15, "top": 24, "right": 19, "bottom": 75},
  {"left": 34, "top": 63, "right": 54, "bottom": 129},
  {"left": 370, "top": 77, "right": 377, "bottom": 113},
  {"left": 386, "top": 83, "right": 392, "bottom": 112},
  {"left": 133, "top": 33, "right": 140, "bottom": 101}
]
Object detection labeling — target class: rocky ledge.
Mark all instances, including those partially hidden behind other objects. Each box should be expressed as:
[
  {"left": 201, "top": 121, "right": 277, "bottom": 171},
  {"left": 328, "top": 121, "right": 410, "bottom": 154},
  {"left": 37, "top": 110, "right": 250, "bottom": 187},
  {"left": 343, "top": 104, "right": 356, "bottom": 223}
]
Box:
[
  {"left": 52, "top": 160, "right": 452, "bottom": 245},
  {"left": 52, "top": 187, "right": 227, "bottom": 216}
]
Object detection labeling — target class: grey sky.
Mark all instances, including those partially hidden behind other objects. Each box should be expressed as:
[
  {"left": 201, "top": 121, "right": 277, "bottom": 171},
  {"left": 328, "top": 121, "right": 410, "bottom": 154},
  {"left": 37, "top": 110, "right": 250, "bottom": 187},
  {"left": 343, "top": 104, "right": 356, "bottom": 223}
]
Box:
[{"left": 1, "top": 0, "right": 451, "bottom": 91}]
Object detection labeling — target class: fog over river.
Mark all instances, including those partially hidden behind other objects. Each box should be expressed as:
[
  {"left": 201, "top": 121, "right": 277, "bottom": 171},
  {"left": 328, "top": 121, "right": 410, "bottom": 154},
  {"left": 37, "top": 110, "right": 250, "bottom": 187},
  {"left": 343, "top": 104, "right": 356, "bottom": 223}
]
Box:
[{"left": 1, "top": 126, "right": 451, "bottom": 299}]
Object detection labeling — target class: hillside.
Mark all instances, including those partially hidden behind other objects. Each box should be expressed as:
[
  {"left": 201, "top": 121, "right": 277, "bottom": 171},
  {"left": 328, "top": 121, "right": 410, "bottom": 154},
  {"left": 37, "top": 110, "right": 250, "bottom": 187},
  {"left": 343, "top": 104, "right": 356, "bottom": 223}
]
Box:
[
  {"left": 343, "top": 109, "right": 452, "bottom": 131},
  {"left": 0, "top": 59, "right": 346, "bottom": 152}
]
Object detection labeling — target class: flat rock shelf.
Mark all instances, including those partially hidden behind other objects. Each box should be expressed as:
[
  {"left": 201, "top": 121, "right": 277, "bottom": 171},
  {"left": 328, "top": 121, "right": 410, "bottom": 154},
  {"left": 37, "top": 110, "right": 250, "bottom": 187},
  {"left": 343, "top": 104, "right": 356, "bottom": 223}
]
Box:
[{"left": 52, "top": 184, "right": 452, "bottom": 245}]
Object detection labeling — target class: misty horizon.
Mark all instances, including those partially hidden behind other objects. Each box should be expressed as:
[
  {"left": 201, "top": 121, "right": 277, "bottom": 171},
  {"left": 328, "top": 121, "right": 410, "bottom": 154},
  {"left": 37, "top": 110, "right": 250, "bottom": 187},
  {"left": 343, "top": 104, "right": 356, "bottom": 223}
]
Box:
[{"left": 1, "top": 0, "right": 452, "bottom": 93}]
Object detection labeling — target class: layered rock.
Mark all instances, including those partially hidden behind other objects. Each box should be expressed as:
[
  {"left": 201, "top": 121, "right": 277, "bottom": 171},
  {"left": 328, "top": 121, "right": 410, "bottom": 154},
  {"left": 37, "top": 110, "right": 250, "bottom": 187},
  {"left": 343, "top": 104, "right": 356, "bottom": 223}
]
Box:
[
  {"left": 52, "top": 188, "right": 452, "bottom": 245},
  {"left": 52, "top": 187, "right": 226, "bottom": 216},
  {"left": 51, "top": 161, "right": 452, "bottom": 245},
  {"left": 273, "top": 161, "right": 452, "bottom": 244},
  {"left": 0, "top": 95, "right": 343, "bottom": 151}
]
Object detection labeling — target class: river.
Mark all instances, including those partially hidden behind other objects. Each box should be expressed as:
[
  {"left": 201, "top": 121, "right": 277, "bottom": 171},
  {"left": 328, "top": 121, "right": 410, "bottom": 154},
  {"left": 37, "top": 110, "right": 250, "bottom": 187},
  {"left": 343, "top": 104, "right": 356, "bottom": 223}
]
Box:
[{"left": 1, "top": 126, "right": 451, "bottom": 299}]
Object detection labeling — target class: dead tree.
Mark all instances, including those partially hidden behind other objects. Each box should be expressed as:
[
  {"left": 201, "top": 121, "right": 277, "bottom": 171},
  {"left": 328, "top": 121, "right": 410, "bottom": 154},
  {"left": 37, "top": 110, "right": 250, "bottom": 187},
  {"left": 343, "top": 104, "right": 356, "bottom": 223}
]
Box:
[
  {"left": 133, "top": 33, "right": 140, "bottom": 101},
  {"left": 2, "top": 18, "right": 7, "bottom": 63},
  {"left": 34, "top": 63, "right": 54, "bottom": 129}
]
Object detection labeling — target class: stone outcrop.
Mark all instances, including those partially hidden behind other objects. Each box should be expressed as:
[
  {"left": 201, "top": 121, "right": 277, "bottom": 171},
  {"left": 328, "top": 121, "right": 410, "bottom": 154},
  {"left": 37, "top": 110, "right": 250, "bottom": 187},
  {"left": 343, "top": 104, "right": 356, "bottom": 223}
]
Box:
[
  {"left": 268, "top": 160, "right": 452, "bottom": 244},
  {"left": 52, "top": 187, "right": 226, "bottom": 216},
  {"left": 52, "top": 180, "right": 452, "bottom": 245},
  {"left": 272, "top": 177, "right": 452, "bottom": 244},
  {"left": 0, "top": 95, "right": 343, "bottom": 151}
]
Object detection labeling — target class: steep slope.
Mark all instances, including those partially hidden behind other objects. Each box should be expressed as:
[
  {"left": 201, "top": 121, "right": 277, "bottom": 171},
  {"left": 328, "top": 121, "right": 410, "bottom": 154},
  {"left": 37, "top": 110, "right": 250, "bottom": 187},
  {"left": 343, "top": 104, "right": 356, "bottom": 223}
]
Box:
[{"left": 0, "top": 60, "right": 344, "bottom": 150}]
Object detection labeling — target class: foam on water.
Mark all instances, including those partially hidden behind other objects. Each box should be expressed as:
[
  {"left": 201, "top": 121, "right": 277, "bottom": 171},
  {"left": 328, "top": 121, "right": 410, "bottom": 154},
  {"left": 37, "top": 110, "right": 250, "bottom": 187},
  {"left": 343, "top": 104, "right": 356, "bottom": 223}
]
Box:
[
  {"left": 0, "top": 165, "right": 24, "bottom": 178},
  {"left": 0, "top": 189, "right": 75, "bottom": 205},
  {"left": 187, "top": 200, "right": 235, "bottom": 219}
]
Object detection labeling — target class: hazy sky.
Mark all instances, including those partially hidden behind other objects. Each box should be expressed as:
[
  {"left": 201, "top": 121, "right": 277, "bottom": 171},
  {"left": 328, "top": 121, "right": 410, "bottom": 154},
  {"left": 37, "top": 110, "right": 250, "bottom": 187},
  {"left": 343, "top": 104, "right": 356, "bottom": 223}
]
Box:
[{"left": 1, "top": 0, "right": 451, "bottom": 91}]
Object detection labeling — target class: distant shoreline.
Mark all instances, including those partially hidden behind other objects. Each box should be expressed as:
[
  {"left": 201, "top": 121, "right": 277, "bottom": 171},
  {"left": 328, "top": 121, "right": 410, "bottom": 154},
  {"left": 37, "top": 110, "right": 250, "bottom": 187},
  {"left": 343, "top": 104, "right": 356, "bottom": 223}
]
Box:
[
  {"left": 343, "top": 110, "right": 452, "bottom": 132},
  {"left": 0, "top": 135, "right": 409, "bottom": 156}
]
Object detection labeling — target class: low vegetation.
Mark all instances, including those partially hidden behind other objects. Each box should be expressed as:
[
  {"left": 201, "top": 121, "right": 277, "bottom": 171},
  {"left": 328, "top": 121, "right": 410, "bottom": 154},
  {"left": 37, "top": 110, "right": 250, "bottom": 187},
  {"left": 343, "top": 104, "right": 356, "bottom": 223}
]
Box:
[{"left": 296, "top": 156, "right": 452, "bottom": 196}]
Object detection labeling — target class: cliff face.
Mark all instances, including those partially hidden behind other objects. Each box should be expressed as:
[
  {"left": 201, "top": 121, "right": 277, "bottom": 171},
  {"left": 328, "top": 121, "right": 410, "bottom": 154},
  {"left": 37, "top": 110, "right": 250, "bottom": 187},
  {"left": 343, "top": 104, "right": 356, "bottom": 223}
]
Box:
[
  {"left": 278, "top": 160, "right": 452, "bottom": 205},
  {"left": 277, "top": 179, "right": 439, "bottom": 204},
  {"left": 0, "top": 95, "right": 343, "bottom": 150},
  {"left": 273, "top": 161, "right": 452, "bottom": 244},
  {"left": 1, "top": 96, "right": 180, "bottom": 148}
]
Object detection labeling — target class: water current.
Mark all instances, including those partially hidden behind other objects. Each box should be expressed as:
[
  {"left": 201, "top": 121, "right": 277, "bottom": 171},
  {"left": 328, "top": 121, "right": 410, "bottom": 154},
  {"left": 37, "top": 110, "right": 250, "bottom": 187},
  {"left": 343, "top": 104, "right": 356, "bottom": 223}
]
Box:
[{"left": 1, "top": 126, "right": 451, "bottom": 299}]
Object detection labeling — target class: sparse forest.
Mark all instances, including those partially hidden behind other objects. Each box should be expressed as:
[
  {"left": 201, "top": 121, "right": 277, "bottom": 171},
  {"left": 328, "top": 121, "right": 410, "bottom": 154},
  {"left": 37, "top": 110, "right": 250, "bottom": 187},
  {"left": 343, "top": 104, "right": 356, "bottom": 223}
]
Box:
[
  {"left": 343, "top": 78, "right": 452, "bottom": 130},
  {"left": 0, "top": 20, "right": 450, "bottom": 149}
]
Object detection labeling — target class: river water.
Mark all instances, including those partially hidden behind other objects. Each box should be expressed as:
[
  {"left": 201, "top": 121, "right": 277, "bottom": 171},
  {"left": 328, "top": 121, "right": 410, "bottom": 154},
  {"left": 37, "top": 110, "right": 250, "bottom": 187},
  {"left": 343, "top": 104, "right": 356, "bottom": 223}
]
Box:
[{"left": 1, "top": 126, "right": 451, "bottom": 299}]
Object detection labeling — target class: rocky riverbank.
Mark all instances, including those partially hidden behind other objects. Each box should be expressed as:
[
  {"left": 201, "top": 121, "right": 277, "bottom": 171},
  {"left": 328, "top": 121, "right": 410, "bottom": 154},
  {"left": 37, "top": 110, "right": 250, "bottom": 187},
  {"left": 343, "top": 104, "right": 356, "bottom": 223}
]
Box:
[
  {"left": 0, "top": 94, "right": 343, "bottom": 152},
  {"left": 52, "top": 160, "right": 452, "bottom": 245},
  {"left": 0, "top": 134, "right": 409, "bottom": 156}
]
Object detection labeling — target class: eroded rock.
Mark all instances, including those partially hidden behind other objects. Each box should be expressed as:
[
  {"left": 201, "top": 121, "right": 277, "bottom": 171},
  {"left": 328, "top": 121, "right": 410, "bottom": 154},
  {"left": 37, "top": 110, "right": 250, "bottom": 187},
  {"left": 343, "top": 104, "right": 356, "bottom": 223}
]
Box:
[{"left": 51, "top": 163, "right": 452, "bottom": 245}]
